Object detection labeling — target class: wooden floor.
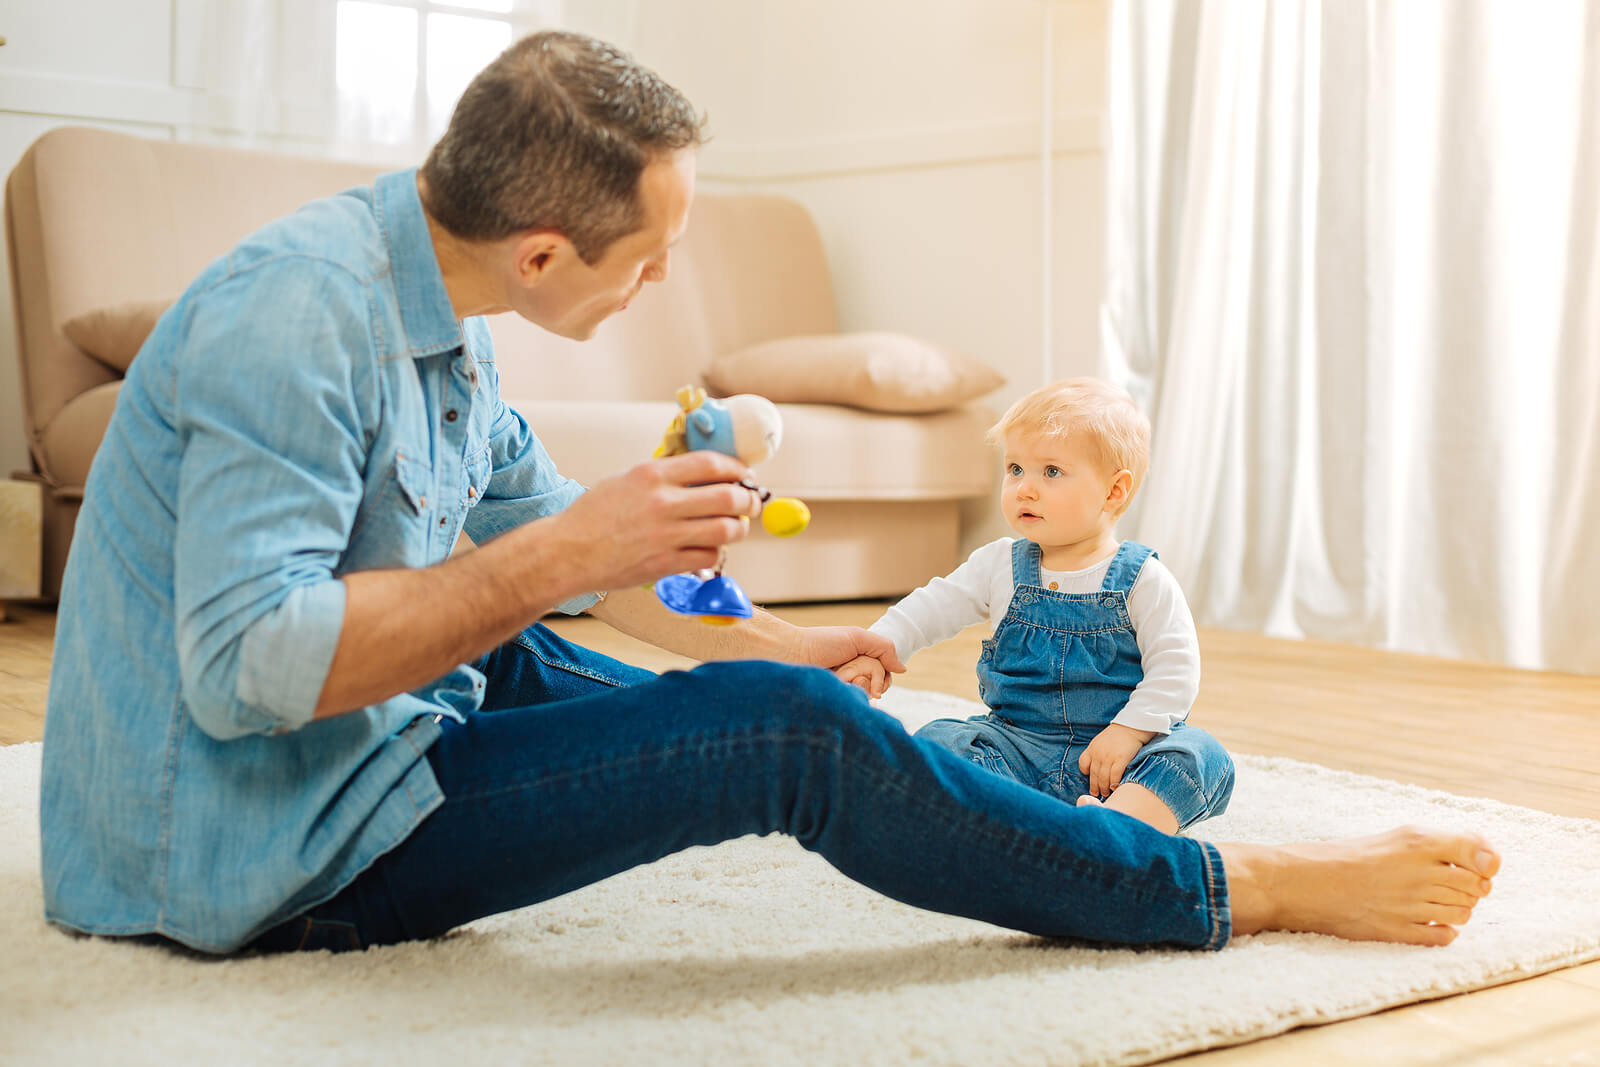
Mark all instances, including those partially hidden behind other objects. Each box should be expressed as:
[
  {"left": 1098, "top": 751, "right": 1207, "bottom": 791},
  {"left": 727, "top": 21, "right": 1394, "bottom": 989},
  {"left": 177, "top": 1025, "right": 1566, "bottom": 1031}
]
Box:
[{"left": 3, "top": 598, "right": 1598, "bottom": 1063}]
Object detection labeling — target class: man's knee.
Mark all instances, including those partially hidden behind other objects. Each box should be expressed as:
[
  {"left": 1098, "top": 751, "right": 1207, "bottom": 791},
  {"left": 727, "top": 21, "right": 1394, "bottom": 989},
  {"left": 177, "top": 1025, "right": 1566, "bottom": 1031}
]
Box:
[{"left": 678, "top": 660, "right": 868, "bottom": 724}]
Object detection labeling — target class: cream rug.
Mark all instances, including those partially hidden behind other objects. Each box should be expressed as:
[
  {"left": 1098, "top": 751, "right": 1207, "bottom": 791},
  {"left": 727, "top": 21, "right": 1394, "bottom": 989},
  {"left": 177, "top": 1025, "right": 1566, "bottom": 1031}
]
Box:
[{"left": 4, "top": 688, "right": 1599, "bottom": 1067}]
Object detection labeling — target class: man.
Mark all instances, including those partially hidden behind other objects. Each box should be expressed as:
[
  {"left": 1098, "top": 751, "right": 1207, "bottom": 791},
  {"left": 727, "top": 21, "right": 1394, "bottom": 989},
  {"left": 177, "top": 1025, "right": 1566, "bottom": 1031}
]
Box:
[{"left": 41, "top": 30, "right": 1498, "bottom": 956}]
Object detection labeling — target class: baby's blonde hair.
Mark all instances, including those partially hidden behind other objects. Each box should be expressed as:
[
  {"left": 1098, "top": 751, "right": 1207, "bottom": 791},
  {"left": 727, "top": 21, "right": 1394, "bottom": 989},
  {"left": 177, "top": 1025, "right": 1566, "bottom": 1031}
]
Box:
[{"left": 985, "top": 377, "right": 1151, "bottom": 517}]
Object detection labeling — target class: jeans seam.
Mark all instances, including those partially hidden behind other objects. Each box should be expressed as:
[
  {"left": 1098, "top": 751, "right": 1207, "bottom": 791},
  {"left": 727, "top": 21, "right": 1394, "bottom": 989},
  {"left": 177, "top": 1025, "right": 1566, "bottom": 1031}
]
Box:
[
  {"left": 1197, "top": 841, "right": 1230, "bottom": 949},
  {"left": 513, "top": 630, "right": 634, "bottom": 687}
]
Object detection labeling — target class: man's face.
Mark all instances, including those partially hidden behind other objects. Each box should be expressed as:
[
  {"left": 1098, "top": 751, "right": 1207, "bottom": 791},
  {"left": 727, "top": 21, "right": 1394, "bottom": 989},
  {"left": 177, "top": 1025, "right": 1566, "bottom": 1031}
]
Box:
[
  {"left": 518, "top": 150, "right": 695, "bottom": 340},
  {"left": 1000, "top": 430, "right": 1120, "bottom": 549}
]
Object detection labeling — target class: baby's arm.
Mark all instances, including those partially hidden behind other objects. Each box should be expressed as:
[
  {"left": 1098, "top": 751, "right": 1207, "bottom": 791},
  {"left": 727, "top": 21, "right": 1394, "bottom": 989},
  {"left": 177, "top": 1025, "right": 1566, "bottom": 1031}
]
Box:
[
  {"left": 1112, "top": 557, "right": 1201, "bottom": 735},
  {"left": 869, "top": 539, "right": 1009, "bottom": 671},
  {"left": 834, "top": 654, "right": 888, "bottom": 698}
]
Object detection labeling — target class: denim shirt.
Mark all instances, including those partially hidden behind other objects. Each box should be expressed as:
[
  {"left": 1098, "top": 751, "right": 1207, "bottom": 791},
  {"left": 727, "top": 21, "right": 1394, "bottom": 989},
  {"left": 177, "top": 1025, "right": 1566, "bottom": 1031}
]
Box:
[{"left": 40, "top": 169, "right": 597, "bottom": 953}]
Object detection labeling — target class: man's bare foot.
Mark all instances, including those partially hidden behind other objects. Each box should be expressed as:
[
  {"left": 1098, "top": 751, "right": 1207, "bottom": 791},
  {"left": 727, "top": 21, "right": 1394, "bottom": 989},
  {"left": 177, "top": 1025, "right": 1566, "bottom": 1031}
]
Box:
[{"left": 1216, "top": 827, "right": 1500, "bottom": 945}]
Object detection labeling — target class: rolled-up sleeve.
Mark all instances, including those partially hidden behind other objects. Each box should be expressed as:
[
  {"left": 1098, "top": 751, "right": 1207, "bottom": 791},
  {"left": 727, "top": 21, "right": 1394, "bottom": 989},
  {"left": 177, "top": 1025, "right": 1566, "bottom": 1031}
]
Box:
[{"left": 171, "top": 261, "right": 375, "bottom": 740}]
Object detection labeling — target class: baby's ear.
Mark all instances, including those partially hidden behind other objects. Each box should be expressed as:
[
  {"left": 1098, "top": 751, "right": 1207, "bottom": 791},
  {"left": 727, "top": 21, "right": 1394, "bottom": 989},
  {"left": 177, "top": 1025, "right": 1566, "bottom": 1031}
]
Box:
[{"left": 1106, "top": 469, "right": 1134, "bottom": 508}]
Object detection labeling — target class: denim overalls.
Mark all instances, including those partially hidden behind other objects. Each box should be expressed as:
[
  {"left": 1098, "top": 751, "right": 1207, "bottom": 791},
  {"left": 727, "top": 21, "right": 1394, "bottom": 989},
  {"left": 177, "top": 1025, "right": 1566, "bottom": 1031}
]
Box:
[{"left": 915, "top": 540, "right": 1234, "bottom": 830}]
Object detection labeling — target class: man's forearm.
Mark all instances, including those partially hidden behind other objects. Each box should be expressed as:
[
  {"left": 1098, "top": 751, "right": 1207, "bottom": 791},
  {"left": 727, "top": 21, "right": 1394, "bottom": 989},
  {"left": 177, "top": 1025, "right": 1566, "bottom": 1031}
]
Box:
[
  {"left": 313, "top": 523, "right": 591, "bottom": 718},
  {"left": 587, "top": 584, "right": 799, "bottom": 663}
]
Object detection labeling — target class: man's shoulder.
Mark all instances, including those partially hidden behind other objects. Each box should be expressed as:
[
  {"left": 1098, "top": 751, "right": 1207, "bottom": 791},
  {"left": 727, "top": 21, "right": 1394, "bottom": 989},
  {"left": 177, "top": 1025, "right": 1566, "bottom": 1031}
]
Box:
[{"left": 225, "top": 185, "right": 389, "bottom": 287}]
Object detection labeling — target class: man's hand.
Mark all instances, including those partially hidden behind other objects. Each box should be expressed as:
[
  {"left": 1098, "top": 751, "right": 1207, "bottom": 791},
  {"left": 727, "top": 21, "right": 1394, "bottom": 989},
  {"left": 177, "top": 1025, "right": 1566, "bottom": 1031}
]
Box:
[
  {"left": 796, "top": 625, "right": 906, "bottom": 681},
  {"left": 834, "top": 653, "right": 889, "bottom": 698},
  {"left": 1078, "top": 723, "right": 1157, "bottom": 799},
  {"left": 546, "top": 451, "right": 764, "bottom": 596}
]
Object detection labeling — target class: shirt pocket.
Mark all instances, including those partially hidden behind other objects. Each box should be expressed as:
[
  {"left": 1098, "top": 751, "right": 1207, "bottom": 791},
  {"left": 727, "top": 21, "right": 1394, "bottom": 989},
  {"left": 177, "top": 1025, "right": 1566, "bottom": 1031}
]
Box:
[
  {"left": 393, "top": 450, "right": 433, "bottom": 516},
  {"left": 462, "top": 445, "right": 491, "bottom": 510}
]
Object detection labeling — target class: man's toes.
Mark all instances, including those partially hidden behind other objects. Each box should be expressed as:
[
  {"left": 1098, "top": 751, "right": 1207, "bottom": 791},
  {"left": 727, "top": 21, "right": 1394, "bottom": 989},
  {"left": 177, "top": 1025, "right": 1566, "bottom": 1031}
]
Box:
[
  {"left": 1437, "top": 862, "right": 1493, "bottom": 900},
  {"left": 1423, "top": 902, "right": 1475, "bottom": 927},
  {"left": 1426, "top": 884, "right": 1483, "bottom": 909},
  {"left": 1409, "top": 922, "right": 1459, "bottom": 947},
  {"left": 1445, "top": 836, "right": 1500, "bottom": 877}
]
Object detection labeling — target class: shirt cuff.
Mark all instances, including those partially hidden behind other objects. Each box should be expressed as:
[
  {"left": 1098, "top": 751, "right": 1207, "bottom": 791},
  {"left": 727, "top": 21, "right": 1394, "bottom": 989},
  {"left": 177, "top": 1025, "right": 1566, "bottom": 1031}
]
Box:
[
  {"left": 869, "top": 618, "right": 918, "bottom": 666},
  {"left": 1111, "top": 707, "right": 1178, "bottom": 735},
  {"left": 555, "top": 591, "right": 602, "bottom": 615},
  {"left": 236, "top": 578, "right": 347, "bottom": 733}
]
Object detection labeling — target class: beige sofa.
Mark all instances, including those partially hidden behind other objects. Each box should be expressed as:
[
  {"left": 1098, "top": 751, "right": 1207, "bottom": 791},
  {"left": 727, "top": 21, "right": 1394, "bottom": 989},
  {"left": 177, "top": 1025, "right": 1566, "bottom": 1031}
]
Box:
[{"left": 6, "top": 126, "right": 996, "bottom": 602}]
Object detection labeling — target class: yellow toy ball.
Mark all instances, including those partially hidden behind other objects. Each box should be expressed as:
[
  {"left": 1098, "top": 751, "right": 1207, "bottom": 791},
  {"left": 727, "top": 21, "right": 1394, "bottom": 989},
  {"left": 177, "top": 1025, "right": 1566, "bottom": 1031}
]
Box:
[{"left": 761, "top": 497, "right": 810, "bottom": 538}]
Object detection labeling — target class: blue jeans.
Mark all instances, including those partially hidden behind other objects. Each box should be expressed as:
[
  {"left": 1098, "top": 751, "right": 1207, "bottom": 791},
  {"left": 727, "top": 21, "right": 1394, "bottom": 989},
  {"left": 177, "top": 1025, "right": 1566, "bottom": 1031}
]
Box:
[
  {"left": 250, "top": 624, "right": 1231, "bottom": 953},
  {"left": 914, "top": 717, "right": 1236, "bottom": 831}
]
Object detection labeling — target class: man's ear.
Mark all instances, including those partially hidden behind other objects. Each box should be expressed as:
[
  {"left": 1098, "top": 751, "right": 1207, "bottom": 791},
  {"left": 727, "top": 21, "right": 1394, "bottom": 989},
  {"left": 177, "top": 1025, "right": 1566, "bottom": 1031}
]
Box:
[
  {"left": 1105, "top": 469, "right": 1133, "bottom": 512},
  {"left": 511, "top": 230, "right": 572, "bottom": 286}
]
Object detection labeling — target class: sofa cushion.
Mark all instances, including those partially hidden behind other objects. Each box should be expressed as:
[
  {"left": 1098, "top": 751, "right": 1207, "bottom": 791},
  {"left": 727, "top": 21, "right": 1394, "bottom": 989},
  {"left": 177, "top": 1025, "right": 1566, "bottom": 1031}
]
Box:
[
  {"left": 39, "top": 381, "right": 123, "bottom": 489},
  {"left": 61, "top": 299, "right": 174, "bottom": 373},
  {"left": 703, "top": 331, "right": 1005, "bottom": 414},
  {"left": 510, "top": 399, "right": 996, "bottom": 501}
]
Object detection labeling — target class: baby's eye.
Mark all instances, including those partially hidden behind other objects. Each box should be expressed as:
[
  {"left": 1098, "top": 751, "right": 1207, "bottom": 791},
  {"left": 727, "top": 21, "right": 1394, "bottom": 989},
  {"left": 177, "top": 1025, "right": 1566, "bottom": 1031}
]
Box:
[
  {"left": 1006, "top": 463, "right": 1023, "bottom": 476},
  {"left": 1045, "top": 466, "right": 1063, "bottom": 478}
]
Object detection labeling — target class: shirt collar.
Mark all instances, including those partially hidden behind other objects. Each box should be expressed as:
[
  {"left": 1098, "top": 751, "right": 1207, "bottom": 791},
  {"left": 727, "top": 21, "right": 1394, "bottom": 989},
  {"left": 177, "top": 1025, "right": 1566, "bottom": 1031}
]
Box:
[{"left": 375, "top": 168, "right": 464, "bottom": 358}]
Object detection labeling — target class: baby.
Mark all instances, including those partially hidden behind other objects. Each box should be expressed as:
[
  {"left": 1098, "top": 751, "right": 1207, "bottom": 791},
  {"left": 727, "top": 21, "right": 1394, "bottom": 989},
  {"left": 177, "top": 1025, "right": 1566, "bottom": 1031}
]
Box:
[{"left": 837, "top": 377, "right": 1234, "bottom": 832}]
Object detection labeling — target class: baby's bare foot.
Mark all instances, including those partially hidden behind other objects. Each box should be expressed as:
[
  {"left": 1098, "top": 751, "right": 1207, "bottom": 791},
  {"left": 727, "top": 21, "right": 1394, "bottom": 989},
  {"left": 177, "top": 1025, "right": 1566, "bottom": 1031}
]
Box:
[
  {"left": 1216, "top": 826, "right": 1500, "bottom": 945},
  {"left": 1076, "top": 794, "right": 1103, "bottom": 808}
]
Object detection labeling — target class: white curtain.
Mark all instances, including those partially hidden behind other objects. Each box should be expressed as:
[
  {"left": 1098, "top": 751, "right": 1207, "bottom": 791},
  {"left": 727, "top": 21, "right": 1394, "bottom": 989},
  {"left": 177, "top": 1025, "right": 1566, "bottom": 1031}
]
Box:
[
  {"left": 172, "top": 1, "right": 640, "bottom": 161},
  {"left": 1102, "top": 0, "right": 1600, "bottom": 674}
]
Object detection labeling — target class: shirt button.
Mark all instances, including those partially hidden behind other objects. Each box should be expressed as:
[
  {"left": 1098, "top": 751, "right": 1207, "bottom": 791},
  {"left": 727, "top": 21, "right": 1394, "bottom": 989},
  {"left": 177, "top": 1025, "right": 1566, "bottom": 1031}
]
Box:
[
  {"left": 445, "top": 409, "right": 459, "bottom": 422},
  {"left": 467, "top": 486, "right": 477, "bottom": 499},
  {"left": 1048, "top": 581, "right": 1059, "bottom": 590},
  {"left": 438, "top": 517, "right": 447, "bottom": 528}
]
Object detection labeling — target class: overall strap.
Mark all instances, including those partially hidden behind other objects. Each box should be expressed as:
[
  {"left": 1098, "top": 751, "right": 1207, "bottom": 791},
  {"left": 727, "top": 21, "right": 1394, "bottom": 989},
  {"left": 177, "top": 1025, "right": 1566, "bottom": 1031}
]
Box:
[
  {"left": 1011, "top": 538, "right": 1044, "bottom": 589},
  {"left": 1101, "top": 540, "right": 1156, "bottom": 592}
]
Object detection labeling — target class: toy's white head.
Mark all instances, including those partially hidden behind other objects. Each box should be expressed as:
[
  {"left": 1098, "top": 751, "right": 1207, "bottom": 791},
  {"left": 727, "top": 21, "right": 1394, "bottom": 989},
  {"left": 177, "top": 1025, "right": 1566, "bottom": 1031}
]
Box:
[{"left": 723, "top": 394, "right": 783, "bottom": 464}]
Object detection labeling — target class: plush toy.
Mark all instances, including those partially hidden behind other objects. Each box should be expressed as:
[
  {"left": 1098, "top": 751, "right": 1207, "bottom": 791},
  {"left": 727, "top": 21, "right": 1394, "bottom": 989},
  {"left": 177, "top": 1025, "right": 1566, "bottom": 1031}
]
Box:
[{"left": 652, "top": 385, "right": 810, "bottom": 624}]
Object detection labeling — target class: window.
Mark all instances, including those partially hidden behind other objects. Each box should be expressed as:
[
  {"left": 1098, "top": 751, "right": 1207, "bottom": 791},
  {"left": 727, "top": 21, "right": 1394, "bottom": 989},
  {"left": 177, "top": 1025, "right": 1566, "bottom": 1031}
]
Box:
[{"left": 335, "top": 0, "right": 560, "bottom": 154}]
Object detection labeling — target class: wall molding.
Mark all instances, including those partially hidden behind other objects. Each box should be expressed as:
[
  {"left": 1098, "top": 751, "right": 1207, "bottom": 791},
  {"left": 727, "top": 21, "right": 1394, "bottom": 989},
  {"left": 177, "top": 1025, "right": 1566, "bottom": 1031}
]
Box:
[
  {"left": 1, "top": 70, "right": 1104, "bottom": 182},
  {"left": 0, "top": 71, "right": 331, "bottom": 142},
  {"left": 698, "top": 114, "right": 1103, "bottom": 184}
]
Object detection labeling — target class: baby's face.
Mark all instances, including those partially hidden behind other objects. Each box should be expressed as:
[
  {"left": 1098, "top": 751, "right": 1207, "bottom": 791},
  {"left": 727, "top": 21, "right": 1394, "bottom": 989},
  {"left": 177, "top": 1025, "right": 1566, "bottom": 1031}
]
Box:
[{"left": 999, "top": 431, "right": 1118, "bottom": 548}]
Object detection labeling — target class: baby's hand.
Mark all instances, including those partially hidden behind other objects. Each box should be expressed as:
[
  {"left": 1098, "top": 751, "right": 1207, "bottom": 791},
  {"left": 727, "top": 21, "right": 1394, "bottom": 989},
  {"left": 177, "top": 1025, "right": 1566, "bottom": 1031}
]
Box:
[
  {"left": 834, "top": 654, "right": 889, "bottom": 699},
  {"left": 1078, "top": 723, "right": 1157, "bottom": 799}
]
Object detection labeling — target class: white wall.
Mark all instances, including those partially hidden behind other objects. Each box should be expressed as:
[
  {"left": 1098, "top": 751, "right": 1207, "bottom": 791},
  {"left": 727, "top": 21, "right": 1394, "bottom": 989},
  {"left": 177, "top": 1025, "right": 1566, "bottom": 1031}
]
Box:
[
  {"left": 629, "top": 0, "right": 1109, "bottom": 551},
  {"left": 0, "top": 0, "right": 1109, "bottom": 552}
]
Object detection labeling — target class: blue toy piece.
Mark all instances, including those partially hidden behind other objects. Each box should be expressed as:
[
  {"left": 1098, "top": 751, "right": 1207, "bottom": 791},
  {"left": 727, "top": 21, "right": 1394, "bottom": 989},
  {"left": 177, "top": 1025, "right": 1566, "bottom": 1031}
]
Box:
[
  {"left": 650, "top": 386, "right": 807, "bottom": 624},
  {"left": 654, "top": 572, "right": 754, "bottom": 623}
]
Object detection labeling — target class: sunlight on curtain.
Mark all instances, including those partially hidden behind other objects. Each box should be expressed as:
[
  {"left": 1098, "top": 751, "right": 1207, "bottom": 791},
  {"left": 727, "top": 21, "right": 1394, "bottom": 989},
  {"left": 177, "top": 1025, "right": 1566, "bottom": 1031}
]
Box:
[
  {"left": 425, "top": 13, "right": 516, "bottom": 133},
  {"left": 175, "top": 1, "right": 639, "bottom": 162},
  {"left": 1103, "top": 0, "right": 1600, "bottom": 674},
  {"left": 335, "top": 2, "right": 421, "bottom": 148},
  {"left": 334, "top": 1, "right": 523, "bottom": 159}
]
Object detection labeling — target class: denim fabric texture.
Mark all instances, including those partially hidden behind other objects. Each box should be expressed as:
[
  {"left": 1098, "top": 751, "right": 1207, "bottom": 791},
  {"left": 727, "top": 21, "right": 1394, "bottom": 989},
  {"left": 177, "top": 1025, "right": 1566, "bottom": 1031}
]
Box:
[
  {"left": 252, "top": 624, "right": 1232, "bottom": 954},
  {"left": 916, "top": 540, "right": 1234, "bottom": 829},
  {"left": 41, "top": 169, "right": 596, "bottom": 954}
]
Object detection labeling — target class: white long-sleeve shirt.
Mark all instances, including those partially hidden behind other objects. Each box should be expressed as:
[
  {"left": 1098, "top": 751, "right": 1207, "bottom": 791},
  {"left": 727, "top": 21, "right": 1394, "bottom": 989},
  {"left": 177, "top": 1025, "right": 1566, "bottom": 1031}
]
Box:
[{"left": 870, "top": 538, "right": 1201, "bottom": 734}]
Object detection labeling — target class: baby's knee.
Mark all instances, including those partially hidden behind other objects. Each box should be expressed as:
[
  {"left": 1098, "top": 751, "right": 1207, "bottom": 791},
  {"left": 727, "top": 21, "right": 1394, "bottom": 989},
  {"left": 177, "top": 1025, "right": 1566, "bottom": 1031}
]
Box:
[{"left": 1126, "top": 740, "right": 1235, "bottom": 828}]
